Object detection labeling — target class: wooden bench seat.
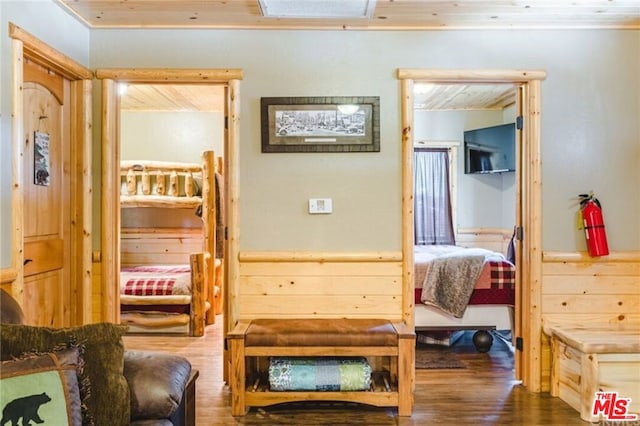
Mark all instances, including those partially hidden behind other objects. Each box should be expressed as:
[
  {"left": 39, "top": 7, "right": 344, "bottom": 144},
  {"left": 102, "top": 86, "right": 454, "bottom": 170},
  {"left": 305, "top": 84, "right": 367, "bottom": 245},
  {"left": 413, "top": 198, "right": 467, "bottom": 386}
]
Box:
[
  {"left": 228, "top": 318, "right": 415, "bottom": 416},
  {"left": 548, "top": 324, "right": 640, "bottom": 422}
]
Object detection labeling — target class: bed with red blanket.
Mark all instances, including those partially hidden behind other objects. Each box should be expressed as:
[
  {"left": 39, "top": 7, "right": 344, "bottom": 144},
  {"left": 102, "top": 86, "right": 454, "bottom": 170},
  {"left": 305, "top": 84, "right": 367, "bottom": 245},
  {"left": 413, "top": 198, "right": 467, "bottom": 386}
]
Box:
[
  {"left": 118, "top": 151, "right": 221, "bottom": 336},
  {"left": 413, "top": 245, "right": 516, "bottom": 351},
  {"left": 119, "top": 256, "right": 208, "bottom": 336}
]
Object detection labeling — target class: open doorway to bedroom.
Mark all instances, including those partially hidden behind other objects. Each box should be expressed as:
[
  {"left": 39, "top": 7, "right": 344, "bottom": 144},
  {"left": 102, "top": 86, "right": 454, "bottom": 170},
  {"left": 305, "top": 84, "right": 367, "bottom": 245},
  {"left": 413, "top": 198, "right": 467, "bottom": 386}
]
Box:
[
  {"left": 97, "top": 69, "right": 242, "bottom": 364},
  {"left": 398, "top": 69, "right": 545, "bottom": 392},
  {"left": 117, "top": 83, "right": 226, "bottom": 335},
  {"left": 411, "top": 81, "right": 520, "bottom": 370}
]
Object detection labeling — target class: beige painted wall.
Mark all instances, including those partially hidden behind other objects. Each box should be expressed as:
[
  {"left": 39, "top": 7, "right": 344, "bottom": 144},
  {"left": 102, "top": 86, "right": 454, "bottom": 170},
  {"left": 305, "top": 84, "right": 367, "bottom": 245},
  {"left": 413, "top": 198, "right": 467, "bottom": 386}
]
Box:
[
  {"left": 120, "top": 110, "right": 224, "bottom": 163},
  {"left": 1, "top": 5, "right": 639, "bottom": 266},
  {"left": 87, "top": 28, "right": 640, "bottom": 253}
]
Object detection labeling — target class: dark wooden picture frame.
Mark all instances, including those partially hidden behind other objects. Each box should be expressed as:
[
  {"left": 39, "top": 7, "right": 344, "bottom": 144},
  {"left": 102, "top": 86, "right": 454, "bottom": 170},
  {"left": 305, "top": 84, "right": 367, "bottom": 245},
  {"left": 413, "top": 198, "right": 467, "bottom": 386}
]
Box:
[{"left": 261, "top": 96, "right": 380, "bottom": 153}]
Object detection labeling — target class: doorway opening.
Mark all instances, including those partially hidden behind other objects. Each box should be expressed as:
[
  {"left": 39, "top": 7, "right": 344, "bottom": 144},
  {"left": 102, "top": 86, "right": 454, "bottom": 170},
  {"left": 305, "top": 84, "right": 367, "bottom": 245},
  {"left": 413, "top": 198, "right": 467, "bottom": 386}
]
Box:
[
  {"left": 397, "top": 69, "right": 546, "bottom": 391},
  {"left": 96, "top": 69, "right": 242, "bottom": 373},
  {"left": 411, "top": 82, "right": 519, "bottom": 365},
  {"left": 118, "top": 83, "right": 226, "bottom": 334}
]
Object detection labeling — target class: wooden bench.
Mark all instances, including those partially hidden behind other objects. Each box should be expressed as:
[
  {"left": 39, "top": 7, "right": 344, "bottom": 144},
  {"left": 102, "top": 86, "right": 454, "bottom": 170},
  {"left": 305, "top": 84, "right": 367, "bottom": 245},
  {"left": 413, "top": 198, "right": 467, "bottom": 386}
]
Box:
[
  {"left": 548, "top": 324, "right": 640, "bottom": 422},
  {"left": 227, "top": 318, "right": 415, "bottom": 416}
]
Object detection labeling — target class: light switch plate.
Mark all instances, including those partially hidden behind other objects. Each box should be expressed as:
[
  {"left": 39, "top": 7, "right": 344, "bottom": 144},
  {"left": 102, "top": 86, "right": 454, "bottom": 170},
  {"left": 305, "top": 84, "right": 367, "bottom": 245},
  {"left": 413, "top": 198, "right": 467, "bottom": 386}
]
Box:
[{"left": 309, "top": 198, "right": 332, "bottom": 214}]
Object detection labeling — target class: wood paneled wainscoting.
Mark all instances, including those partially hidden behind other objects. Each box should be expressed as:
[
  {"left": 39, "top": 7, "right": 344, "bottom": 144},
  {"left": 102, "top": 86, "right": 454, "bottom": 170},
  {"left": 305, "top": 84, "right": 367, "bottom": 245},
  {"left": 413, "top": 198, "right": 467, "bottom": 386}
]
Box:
[
  {"left": 237, "top": 252, "right": 405, "bottom": 321},
  {"left": 540, "top": 251, "right": 640, "bottom": 392}
]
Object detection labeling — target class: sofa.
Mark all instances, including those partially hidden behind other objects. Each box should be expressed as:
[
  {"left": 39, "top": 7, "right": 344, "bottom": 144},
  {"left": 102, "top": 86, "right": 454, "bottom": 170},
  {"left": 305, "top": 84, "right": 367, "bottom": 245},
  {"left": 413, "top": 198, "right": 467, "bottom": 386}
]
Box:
[{"left": 0, "top": 289, "right": 197, "bottom": 426}]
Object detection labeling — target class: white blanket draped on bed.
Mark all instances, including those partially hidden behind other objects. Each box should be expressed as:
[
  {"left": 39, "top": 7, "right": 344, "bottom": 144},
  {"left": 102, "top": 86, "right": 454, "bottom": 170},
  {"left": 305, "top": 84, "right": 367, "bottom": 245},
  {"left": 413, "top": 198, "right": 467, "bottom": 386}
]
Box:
[{"left": 420, "top": 247, "right": 496, "bottom": 318}]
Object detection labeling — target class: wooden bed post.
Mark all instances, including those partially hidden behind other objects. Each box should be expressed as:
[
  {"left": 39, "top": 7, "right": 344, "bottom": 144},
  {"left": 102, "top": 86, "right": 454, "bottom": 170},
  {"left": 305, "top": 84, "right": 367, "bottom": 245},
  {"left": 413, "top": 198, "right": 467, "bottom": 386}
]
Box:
[
  {"left": 202, "top": 150, "right": 217, "bottom": 325},
  {"left": 190, "top": 253, "right": 205, "bottom": 337}
]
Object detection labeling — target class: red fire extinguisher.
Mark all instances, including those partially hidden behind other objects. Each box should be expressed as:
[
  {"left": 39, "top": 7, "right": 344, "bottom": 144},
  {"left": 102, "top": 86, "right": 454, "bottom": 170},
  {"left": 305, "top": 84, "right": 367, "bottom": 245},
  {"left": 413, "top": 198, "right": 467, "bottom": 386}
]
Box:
[{"left": 579, "top": 193, "right": 609, "bottom": 257}]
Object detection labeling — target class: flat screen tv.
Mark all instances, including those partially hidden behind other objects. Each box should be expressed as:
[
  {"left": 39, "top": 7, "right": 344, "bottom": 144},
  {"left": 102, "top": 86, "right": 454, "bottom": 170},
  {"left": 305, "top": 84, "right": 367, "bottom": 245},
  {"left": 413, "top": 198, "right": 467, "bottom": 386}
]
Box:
[{"left": 464, "top": 122, "right": 516, "bottom": 174}]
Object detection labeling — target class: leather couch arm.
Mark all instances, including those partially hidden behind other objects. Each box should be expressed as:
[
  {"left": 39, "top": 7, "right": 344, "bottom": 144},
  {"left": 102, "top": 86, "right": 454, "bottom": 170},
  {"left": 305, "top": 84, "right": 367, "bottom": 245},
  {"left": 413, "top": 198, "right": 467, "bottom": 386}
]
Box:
[{"left": 124, "top": 350, "right": 192, "bottom": 422}]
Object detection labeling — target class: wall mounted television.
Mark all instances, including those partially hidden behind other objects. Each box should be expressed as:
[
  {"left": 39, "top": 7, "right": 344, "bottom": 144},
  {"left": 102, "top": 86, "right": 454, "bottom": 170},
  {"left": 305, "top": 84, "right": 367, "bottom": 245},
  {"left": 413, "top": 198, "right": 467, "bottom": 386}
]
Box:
[{"left": 464, "top": 122, "right": 516, "bottom": 174}]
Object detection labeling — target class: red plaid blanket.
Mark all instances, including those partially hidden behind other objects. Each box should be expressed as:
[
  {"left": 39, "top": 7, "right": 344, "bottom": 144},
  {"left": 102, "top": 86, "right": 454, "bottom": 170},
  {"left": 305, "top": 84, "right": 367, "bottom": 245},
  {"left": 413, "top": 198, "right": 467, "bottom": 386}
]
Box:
[
  {"left": 121, "top": 265, "right": 192, "bottom": 296},
  {"left": 488, "top": 260, "right": 516, "bottom": 289}
]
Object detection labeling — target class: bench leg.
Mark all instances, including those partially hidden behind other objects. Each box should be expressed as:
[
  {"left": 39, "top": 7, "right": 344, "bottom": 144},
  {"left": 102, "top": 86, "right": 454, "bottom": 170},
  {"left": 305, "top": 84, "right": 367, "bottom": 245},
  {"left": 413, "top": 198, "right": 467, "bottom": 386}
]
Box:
[
  {"left": 398, "top": 335, "right": 414, "bottom": 416},
  {"left": 229, "top": 338, "right": 247, "bottom": 416},
  {"left": 550, "top": 337, "right": 560, "bottom": 397},
  {"left": 580, "top": 352, "right": 599, "bottom": 422}
]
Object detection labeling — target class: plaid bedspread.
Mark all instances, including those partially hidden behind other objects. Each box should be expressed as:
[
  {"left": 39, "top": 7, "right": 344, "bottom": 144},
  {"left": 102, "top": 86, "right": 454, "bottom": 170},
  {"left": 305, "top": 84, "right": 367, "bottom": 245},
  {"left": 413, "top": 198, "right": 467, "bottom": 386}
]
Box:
[
  {"left": 414, "top": 245, "right": 516, "bottom": 306},
  {"left": 488, "top": 260, "right": 516, "bottom": 289},
  {"left": 121, "top": 265, "right": 192, "bottom": 296}
]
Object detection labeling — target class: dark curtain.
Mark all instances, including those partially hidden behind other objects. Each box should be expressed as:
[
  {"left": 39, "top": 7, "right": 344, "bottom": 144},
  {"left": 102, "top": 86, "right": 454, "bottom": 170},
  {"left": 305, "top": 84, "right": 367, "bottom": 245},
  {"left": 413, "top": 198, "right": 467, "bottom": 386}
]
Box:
[{"left": 414, "top": 148, "right": 455, "bottom": 245}]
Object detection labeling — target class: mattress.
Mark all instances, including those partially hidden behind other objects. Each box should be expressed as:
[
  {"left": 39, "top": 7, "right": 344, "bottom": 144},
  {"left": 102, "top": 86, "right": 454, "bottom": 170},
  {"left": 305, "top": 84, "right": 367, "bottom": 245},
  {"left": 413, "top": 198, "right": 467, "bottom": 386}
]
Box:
[
  {"left": 268, "top": 357, "right": 372, "bottom": 391},
  {"left": 414, "top": 245, "right": 515, "bottom": 306},
  {"left": 120, "top": 264, "right": 192, "bottom": 296}
]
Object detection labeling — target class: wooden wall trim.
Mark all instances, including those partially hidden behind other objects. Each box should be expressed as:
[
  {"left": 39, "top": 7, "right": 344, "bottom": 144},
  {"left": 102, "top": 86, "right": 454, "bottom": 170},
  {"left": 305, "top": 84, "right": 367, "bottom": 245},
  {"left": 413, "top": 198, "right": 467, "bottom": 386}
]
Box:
[
  {"left": 95, "top": 68, "right": 243, "bottom": 82},
  {"left": 239, "top": 251, "right": 402, "bottom": 263},
  {"left": 401, "top": 78, "right": 414, "bottom": 329},
  {"left": 543, "top": 251, "right": 640, "bottom": 263},
  {"left": 101, "top": 78, "right": 119, "bottom": 322},
  {"left": 397, "top": 69, "right": 547, "bottom": 82},
  {"left": 10, "top": 38, "right": 25, "bottom": 303},
  {"left": 9, "top": 23, "right": 93, "bottom": 80},
  {"left": 0, "top": 268, "right": 18, "bottom": 285}
]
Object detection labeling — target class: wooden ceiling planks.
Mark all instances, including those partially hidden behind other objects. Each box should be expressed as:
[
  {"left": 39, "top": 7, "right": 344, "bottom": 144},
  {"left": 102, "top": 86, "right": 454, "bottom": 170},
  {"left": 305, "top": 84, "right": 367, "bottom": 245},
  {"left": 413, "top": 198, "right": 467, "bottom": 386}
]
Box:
[
  {"left": 414, "top": 83, "right": 516, "bottom": 110},
  {"left": 57, "top": 0, "right": 640, "bottom": 29},
  {"left": 120, "top": 84, "right": 225, "bottom": 112}
]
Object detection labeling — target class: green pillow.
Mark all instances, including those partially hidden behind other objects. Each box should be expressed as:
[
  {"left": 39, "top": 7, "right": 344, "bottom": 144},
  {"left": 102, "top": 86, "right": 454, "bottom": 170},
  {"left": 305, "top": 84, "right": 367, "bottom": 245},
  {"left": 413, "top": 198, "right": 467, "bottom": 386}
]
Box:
[
  {"left": 0, "top": 322, "right": 130, "bottom": 426},
  {"left": 1, "top": 347, "right": 83, "bottom": 426}
]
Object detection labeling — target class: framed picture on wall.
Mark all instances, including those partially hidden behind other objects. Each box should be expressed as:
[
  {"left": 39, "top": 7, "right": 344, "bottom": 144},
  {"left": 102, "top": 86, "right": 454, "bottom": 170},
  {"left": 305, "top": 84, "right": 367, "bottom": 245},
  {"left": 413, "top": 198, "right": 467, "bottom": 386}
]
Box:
[{"left": 260, "top": 96, "right": 380, "bottom": 153}]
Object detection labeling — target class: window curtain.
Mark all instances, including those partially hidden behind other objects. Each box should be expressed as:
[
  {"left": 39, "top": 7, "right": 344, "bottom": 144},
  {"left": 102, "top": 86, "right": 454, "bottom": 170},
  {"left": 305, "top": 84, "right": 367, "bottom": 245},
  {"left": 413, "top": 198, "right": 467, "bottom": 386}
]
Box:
[{"left": 414, "top": 148, "right": 455, "bottom": 245}]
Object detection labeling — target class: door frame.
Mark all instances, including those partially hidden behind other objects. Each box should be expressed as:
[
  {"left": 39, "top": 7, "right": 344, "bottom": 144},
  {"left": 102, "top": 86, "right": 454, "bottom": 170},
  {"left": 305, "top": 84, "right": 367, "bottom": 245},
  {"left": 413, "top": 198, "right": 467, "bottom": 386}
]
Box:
[
  {"left": 9, "top": 23, "right": 93, "bottom": 325},
  {"left": 397, "top": 68, "right": 546, "bottom": 391},
  {"left": 95, "top": 68, "right": 242, "bottom": 331}
]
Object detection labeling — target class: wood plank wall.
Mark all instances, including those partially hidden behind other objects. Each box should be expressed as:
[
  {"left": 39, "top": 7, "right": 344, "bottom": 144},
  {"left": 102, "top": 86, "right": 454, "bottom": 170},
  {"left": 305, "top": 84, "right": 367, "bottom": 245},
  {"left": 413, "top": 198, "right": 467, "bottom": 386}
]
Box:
[
  {"left": 540, "top": 251, "right": 640, "bottom": 392},
  {"left": 120, "top": 227, "right": 203, "bottom": 266},
  {"left": 237, "top": 252, "right": 403, "bottom": 320}
]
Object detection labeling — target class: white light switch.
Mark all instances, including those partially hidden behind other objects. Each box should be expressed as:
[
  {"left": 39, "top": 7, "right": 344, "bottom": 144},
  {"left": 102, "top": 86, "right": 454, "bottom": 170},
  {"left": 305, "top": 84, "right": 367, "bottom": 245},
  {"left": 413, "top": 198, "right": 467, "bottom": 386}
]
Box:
[{"left": 309, "top": 198, "right": 333, "bottom": 214}]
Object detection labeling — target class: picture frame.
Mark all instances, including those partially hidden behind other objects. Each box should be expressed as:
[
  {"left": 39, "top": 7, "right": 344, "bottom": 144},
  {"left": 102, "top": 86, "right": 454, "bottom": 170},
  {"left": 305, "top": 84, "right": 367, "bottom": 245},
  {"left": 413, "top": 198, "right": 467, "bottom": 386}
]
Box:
[{"left": 261, "top": 96, "right": 380, "bottom": 153}]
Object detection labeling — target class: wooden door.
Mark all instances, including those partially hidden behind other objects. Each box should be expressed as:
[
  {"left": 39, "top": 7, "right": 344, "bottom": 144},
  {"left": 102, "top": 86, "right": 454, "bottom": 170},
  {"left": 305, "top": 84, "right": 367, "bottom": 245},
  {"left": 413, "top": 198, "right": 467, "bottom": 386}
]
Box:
[{"left": 22, "top": 59, "right": 71, "bottom": 327}]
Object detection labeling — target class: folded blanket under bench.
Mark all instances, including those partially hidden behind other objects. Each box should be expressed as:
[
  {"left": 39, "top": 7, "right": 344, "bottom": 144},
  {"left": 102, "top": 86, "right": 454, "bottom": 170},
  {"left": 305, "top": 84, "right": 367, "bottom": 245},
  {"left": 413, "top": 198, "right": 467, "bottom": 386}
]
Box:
[{"left": 268, "top": 357, "right": 372, "bottom": 391}]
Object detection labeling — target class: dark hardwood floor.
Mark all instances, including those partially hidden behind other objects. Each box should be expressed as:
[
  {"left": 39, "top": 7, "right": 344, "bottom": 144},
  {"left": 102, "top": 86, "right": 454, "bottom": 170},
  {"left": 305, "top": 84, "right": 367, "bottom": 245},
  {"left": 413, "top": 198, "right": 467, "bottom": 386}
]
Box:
[{"left": 123, "top": 318, "right": 586, "bottom": 425}]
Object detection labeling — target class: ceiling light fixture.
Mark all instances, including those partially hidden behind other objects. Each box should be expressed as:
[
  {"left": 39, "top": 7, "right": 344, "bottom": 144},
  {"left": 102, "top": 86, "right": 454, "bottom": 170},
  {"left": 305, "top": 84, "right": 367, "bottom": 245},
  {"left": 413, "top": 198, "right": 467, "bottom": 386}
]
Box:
[{"left": 259, "top": 0, "right": 376, "bottom": 19}]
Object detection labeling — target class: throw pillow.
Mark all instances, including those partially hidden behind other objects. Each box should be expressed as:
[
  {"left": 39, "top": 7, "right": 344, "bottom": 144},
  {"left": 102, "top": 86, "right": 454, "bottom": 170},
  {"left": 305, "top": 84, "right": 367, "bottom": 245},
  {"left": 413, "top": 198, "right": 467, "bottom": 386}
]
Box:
[
  {"left": 0, "top": 322, "right": 130, "bottom": 426},
  {"left": 1, "top": 347, "right": 83, "bottom": 426}
]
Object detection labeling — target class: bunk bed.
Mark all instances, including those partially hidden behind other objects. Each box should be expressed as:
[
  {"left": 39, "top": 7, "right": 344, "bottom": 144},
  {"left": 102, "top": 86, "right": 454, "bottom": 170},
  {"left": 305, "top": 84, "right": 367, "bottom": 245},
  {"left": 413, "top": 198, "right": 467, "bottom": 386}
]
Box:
[
  {"left": 119, "top": 151, "right": 222, "bottom": 337},
  {"left": 413, "top": 245, "right": 516, "bottom": 351}
]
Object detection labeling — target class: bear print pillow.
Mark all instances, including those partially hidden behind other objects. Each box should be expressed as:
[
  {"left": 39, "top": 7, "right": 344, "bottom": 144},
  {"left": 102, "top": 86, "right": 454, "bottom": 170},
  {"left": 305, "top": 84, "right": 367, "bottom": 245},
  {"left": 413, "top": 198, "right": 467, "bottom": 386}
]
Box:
[{"left": 1, "top": 348, "right": 83, "bottom": 426}]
